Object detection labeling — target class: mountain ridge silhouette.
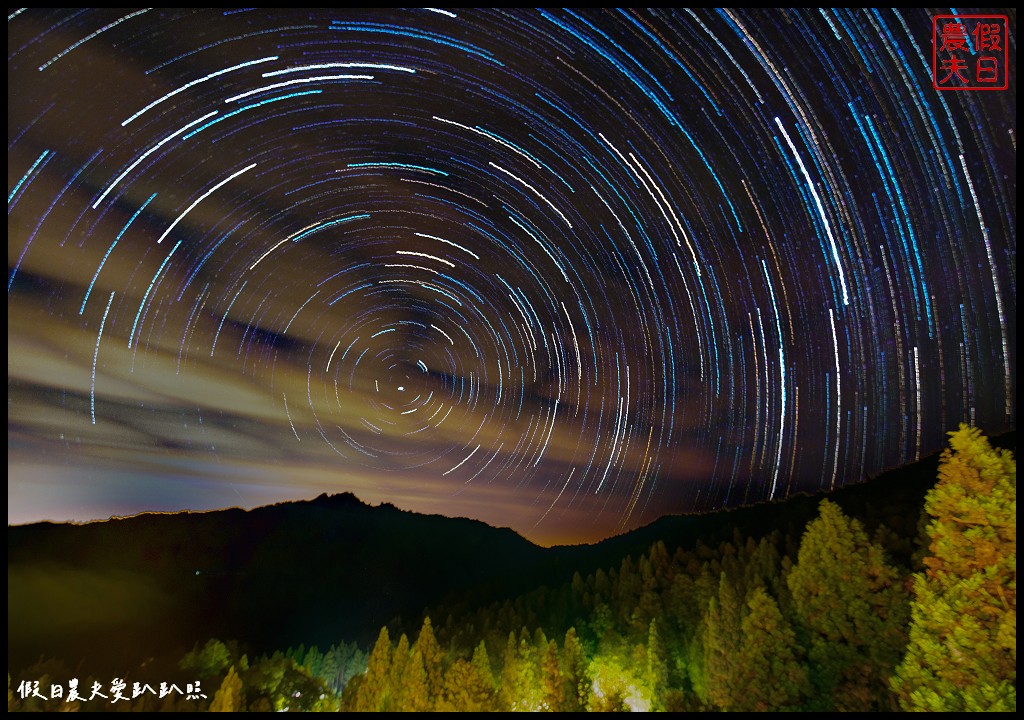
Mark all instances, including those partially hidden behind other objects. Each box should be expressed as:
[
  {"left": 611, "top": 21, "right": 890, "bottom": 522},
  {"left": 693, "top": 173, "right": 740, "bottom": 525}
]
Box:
[{"left": 8, "top": 430, "right": 1014, "bottom": 675}]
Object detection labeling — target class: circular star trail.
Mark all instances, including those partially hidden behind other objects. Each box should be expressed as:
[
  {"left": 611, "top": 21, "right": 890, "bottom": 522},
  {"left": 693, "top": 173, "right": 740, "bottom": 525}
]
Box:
[{"left": 7, "top": 9, "right": 1016, "bottom": 545}]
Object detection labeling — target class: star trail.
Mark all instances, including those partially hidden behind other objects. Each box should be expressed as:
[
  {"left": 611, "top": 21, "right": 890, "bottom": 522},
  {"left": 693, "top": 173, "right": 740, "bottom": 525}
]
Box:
[{"left": 7, "top": 9, "right": 1016, "bottom": 545}]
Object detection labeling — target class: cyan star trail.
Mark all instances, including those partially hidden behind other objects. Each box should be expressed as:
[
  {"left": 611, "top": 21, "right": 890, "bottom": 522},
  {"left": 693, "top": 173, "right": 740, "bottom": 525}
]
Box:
[{"left": 7, "top": 9, "right": 1015, "bottom": 545}]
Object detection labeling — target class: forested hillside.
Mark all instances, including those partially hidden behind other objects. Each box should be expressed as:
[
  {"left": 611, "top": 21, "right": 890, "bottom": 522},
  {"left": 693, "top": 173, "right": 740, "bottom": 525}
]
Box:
[{"left": 9, "top": 426, "right": 1015, "bottom": 712}]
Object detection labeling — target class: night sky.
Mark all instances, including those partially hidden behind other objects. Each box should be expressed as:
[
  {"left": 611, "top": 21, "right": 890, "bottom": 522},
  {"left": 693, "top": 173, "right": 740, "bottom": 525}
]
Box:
[{"left": 7, "top": 8, "right": 1016, "bottom": 546}]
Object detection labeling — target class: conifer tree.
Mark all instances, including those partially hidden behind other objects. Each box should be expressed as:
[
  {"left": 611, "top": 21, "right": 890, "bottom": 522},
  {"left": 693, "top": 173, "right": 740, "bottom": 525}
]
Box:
[
  {"left": 497, "top": 630, "right": 542, "bottom": 710},
  {"left": 180, "top": 638, "right": 232, "bottom": 678},
  {"left": 516, "top": 632, "right": 542, "bottom": 710},
  {"left": 242, "top": 656, "right": 333, "bottom": 712},
  {"left": 412, "top": 617, "right": 445, "bottom": 706},
  {"left": 645, "top": 619, "right": 669, "bottom": 711},
  {"left": 471, "top": 641, "right": 496, "bottom": 709},
  {"left": 437, "top": 658, "right": 494, "bottom": 712},
  {"left": 616, "top": 555, "right": 642, "bottom": 626},
  {"left": 533, "top": 627, "right": 549, "bottom": 660},
  {"left": 892, "top": 425, "right": 1016, "bottom": 711},
  {"left": 744, "top": 534, "right": 784, "bottom": 599},
  {"left": 787, "top": 499, "right": 908, "bottom": 711},
  {"left": 339, "top": 673, "right": 362, "bottom": 710},
  {"left": 733, "top": 588, "right": 809, "bottom": 711},
  {"left": 541, "top": 639, "right": 563, "bottom": 711},
  {"left": 209, "top": 665, "right": 244, "bottom": 712},
  {"left": 593, "top": 567, "right": 611, "bottom": 601},
  {"left": 571, "top": 571, "right": 587, "bottom": 609},
  {"left": 633, "top": 560, "right": 663, "bottom": 639},
  {"left": 301, "top": 645, "right": 322, "bottom": 677},
  {"left": 355, "top": 626, "right": 391, "bottom": 712},
  {"left": 586, "top": 657, "right": 634, "bottom": 712},
  {"left": 647, "top": 540, "right": 672, "bottom": 584},
  {"left": 702, "top": 573, "right": 743, "bottom": 710},
  {"left": 385, "top": 633, "right": 410, "bottom": 712},
  {"left": 561, "top": 627, "right": 590, "bottom": 712},
  {"left": 497, "top": 632, "right": 521, "bottom": 711},
  {"left": 400, "top": 650, "right": 431, "bottom": 712},
  {"left": 666, "top": 572, "right": 700, "bottom": 641}
]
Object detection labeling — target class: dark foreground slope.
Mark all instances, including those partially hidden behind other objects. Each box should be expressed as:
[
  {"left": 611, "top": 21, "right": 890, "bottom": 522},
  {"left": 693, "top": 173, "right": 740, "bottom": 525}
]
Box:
[{"left": 8, "top": 492, "right": 558, "bottom": 673}]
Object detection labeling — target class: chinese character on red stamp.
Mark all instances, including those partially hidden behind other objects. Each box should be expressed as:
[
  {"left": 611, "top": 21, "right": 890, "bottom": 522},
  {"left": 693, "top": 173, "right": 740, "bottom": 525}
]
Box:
[{"left": 932, "top": 14, "right": 1009, "bottom": 91}]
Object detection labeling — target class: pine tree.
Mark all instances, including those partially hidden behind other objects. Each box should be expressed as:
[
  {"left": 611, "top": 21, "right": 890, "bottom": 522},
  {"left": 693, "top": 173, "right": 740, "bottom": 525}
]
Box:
[
  {"left": 355, "top": 626, "right": 391, "bottom": 712},
  {"left": 615, "top": 555, "right": 642, "bottom": 627},
  {"left": 586, "top": 657, "right": 635, "bottom": 712},
  {"left": 892, "top": 425, "right": 1016, "bottom": 711},
  {"left": 560, "top": 627, "right": 590, "bottom": 712},
  {"left": 470, "top": 641, "right": 496, "bottom": 710},
  {"left": 179, "top": 638, "right": 232, "bottom": 678},
  {"left": 496, "top": 632, "right": 520, "bottom": 711},
  {"left": 497, "top": 630, "right": 543, "bottom": 711},
  {"left": 385, "top": 633, "right": 410, "bottom": 712},
  {"left": 301, "top": 645, "right": 320, "bottom": 673},
  {"left": 339, "top": 673, "right": 362, "bottom": 711},
  {"left": 209, "top": 665, "right": 244, "bottom": 712},
  {"left": 787, "top": 499, "right": 908, "bottom": 711},
  {"left": 666, "top": 572, "right": 699, "bottom": 642},
  {"left": 412, "top": 617, "right": 445, "bottom": 706},
  {"left": 633, "top": 584, "right": 662, "bottom": 639},
  {"left": 399, "top": 650, "right": 431, "bottom": 712},
  {"left": 571, "top": 569, "right": 587, "bottom": 607},
  {"left": 702, "top": 573, "right": 742, "bottom": 710},
  {"left": 645, "top": 619, "right": 669, "bottom": 711},
  {"left": 437, "top": 654, "right": 495, "bottom": 712},
  {"left": 541, "top": 639, "right": 563, "bottom": 711},
  {"left": 733, "top": 588, "right": 809, "bottom": 711},
  {"left": 744, "top": 534, "right": 784, "bottom": 599}
]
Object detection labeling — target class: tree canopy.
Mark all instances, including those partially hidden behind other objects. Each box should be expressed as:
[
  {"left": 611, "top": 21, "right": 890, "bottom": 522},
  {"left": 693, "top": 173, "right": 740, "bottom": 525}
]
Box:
[{"left": 892, "top": 424, "right": 1016, "bottom": 711}]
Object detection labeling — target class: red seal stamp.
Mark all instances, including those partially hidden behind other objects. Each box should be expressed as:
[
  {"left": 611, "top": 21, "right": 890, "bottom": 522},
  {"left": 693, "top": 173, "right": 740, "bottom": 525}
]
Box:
[{"left": 932, "top": 14, "right": 1009, "bottom": 91}]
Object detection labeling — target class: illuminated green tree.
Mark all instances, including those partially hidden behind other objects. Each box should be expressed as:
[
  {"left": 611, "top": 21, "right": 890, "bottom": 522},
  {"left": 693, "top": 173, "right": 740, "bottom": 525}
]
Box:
[
  {"left": 355, "top": 626, "right": 391, "bottom": 712},
  {"left": 645, "top": 619, "right": 669, "bottom": 711},
  {"left": 470, "top": 641, "right": 496, "bottom": 710},
  {"left": 733, "top": 587, "right": 809, "bottom": 711},
  {"left": 339, "top": 673, "right": 362, "bottom": 710},
  {"left": 243, "top": 656, "right": 335, "bottom": 711},
  {"left": 397, "top": 650, "right": 431, "bottom": 712},
  {"left": 321, "top": 640, "right": 366, "bottom": 695},
  {"left": 787, "top": 499, "right": 908, "bottom": 711},
  {"left": 892, "top": 425, "right": 1016, "bottom": 711},
  {"left": 412, "top": 617, "right": 445, "bottom": 705},
  {"left": 702, "top": 573, "right": 742, "bottom": 710},
  {"left": 385, "top": 633, "right": 410, "bottom": 712},
  {"left": 561, "top": 627, "right": 590, "bottom": 712},
  {"left": 180, "top": 638, "right": 232, "bottom": 678},
  {"left": 496, "top": 632, "right": 519, "bottom": 711},
  {"left": 498, "top": 631, "right": 542, "bottom": 711},
  {"left": 587, "top": 655, "right": 646, "bottom": 712},
  {"left": 209, "top": 665, "right": 243, "bottom": 712},
  {"left": 437, "top": 656, "right": 494, "bottom": 712},
  {"left": 541, "top": 639, "right": 563, "bottom": 711}
]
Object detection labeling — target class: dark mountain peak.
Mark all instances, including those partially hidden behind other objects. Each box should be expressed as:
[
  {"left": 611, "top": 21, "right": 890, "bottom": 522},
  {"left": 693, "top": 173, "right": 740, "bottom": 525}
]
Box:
[
  {"left": 307, "top": 491, "right": 365, "bottom": 507},
  {"left": 8, "top": 486, "right": 554, "bottom": 673}
]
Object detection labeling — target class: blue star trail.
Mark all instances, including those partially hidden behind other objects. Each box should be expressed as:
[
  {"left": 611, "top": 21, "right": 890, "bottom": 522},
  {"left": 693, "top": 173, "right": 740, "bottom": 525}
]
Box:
[{"left": 7, "top": 8, "right": 1015, "bottom": 545}]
